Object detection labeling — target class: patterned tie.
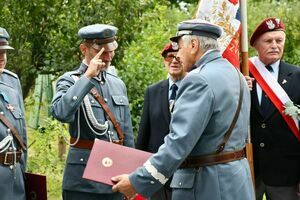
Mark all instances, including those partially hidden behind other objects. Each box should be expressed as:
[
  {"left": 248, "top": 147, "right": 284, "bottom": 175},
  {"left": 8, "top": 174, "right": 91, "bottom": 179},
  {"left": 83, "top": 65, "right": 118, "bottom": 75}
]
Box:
[
  {"left": 260, "top": 65, "right": 273, "bottom": 116},
  {"left": 169, "top": 84, "right": 178, "bottom": 112}
]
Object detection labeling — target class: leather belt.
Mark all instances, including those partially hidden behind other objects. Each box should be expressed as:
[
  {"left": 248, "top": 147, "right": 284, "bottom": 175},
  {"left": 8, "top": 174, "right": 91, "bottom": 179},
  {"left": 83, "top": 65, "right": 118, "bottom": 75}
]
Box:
[
  {"left": 179, "top": 149, "right": 245, "bottom": 169},
  {"left": 70, "top": 137, "right": 94, "bottom": 150},
  {"left": 0, "top": 151, "right": 22, "bottom": 166}
]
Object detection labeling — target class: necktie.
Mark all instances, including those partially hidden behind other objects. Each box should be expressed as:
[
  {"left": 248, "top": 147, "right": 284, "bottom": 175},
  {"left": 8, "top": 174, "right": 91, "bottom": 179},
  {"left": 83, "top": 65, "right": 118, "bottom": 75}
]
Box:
[
  {"left": 169, "top": 84, "right": 178, "bottom": 112},
  {"left": 260, "top": 65, "right": 273, "bottom": 116},
  {"left": 169, "top": 84, "right": 178, "bottom": 101}
]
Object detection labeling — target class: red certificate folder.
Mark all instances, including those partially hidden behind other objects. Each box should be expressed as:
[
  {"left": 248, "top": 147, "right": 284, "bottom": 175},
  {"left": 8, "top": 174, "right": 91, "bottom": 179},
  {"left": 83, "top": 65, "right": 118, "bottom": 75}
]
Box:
[
  {"left": 83, "top": 139, "right": 152, "bottom": 185},
  {"left": 25, "top": 172, "right": 47, "bottom": 200}
]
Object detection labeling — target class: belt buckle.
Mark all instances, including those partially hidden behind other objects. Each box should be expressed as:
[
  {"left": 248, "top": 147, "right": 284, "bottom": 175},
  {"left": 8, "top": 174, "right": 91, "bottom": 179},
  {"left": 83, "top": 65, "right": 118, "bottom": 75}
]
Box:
[{"left": 4, "top": 151, "right": 14, "bottom": 166}]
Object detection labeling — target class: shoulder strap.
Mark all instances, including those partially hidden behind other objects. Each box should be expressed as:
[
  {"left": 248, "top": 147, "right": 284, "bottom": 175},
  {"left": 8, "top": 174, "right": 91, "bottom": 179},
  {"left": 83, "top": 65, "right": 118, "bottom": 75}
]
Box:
[
  {"left": 0, "top": 113, "right": 27, "bottom": 150},
  {"left": 90, "top": 88, "right": 124, "bottom": 145},
  {"left": 216, "top": 68, "right": 244, "bottom": 153}
]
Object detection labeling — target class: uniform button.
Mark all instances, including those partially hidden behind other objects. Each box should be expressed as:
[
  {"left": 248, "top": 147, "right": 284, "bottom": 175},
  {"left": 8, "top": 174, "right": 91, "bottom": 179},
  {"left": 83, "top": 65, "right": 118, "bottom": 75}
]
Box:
[
  {"left": 80, "top": 158, "right": 84, "bottom": 162},
  {"left": 19, "top": 113, "right": 22, "bottom": 117},
  {"left": 100, "top": 81, "right": 104, "bottom": 85},
  {"left": 72, "top": 96, "right": 78, "bottom": 101},
  {"left": 104, "top": 98, "right": 108, "bottom": 102},
  {"left": 120, "top": 99, "right": 124, "bottom": 103},
  {"left": 150, "top": 181, "right": 155, "bottom": 184},
  {"left": 179, "top": 182, "right": 182, "bottom": 186},
  {"left": 9, "top": 165, "right": 14, "bottom": 170},
  {"left": 259, "top": 142, "right": 265, "bottom": 148},
  {"left": 261, "top": 123, "right": 266, "bottom": 128},
  {"left": 0, "top": 111, "right": 4, "bottom": 115},
  {"left": 91, "top": 100, "right": 95, "bottom": 103}
]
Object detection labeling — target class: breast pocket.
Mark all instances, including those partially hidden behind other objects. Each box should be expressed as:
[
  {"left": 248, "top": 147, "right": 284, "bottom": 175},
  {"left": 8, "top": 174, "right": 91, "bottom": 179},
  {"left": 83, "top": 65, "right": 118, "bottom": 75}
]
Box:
[{"left": 111, "top": 95, "right": 129, "bottom": 123}]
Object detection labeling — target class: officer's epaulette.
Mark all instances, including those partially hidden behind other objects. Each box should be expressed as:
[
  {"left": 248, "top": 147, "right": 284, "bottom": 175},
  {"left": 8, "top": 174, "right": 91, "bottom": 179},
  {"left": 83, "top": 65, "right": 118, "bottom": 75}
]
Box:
[
  {"left": 66, "top": 70, "right": 82, "bottom": 77},
  {"left": 2, "top": 69, "right": 18, "bottom": 79}
]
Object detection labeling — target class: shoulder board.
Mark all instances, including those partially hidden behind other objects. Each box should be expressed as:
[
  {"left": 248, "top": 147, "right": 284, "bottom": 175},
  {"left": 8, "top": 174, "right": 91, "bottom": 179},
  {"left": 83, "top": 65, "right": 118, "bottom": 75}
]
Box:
[
  {"left": 2, "top": 69, "right": 18, "bottom": 79},
  {"left": 106, "top": 72, "right": 119, "bottom": 79},
  {"left": 68, "top": 70, "right": 81, "bottom": 76}
]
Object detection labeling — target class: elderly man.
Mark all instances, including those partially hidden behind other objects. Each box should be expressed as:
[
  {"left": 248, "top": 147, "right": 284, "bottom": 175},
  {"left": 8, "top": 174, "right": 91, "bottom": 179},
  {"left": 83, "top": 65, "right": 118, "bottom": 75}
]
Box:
[
  {"left": 51, "top": 24, "right": 134, "bottom": 200},
  {"left": 112, "top": 19, "right": 255, "bottom": 200},
  {"left": 136, "top": 43, "right": 186, "bottom": 200},
  {"left": 248, "top": 17, "right": 300, "bottom": 200},
  {"left": 0, "top": 27, "right": 27, "bottom": 199}
]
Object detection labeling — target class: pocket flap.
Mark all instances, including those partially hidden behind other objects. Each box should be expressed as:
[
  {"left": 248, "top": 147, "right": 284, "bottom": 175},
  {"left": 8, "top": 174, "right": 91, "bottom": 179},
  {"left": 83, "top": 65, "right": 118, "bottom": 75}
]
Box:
[
  {"left": 170, "top": 170, "right": 196, "bottom": 189},
  {"left": 112, "top": 95, "right": 129, "bottom": 106},
  {"left": 67, "top": 148, "right": 90, "bottom": 164},
  {"left": 10, "top": 106, "right": 24, "bottom": 119}
]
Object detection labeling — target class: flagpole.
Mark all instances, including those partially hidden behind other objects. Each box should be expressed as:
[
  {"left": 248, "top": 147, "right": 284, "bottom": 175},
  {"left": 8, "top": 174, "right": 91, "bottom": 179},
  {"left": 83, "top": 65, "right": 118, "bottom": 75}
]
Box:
[{"left": 240, "top": 0, "right": 256, "bottom": 188}]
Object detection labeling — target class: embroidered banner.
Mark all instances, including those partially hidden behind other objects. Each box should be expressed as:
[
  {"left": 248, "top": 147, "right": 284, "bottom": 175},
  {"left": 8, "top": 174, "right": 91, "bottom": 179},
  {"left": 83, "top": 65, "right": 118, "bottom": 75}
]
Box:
[{"left": 195, "top": 0, "right": 241, "bottom": 68}]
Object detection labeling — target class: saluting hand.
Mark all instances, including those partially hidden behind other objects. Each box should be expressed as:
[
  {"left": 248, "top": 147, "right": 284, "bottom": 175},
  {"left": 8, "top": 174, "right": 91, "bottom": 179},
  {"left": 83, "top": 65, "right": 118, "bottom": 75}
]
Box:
[{"left": 85, "top": 47, "right": 105, "bottom": 79}]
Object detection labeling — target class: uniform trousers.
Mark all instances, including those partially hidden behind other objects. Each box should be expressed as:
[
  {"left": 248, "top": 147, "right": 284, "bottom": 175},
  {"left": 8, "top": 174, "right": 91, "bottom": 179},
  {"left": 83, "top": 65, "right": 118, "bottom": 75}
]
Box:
[
  {"left": 256, "top": 177, "right": 300, "bottom": 200},
  {"left": 63, "top": 190, "right": 123, "bottom": 200}
]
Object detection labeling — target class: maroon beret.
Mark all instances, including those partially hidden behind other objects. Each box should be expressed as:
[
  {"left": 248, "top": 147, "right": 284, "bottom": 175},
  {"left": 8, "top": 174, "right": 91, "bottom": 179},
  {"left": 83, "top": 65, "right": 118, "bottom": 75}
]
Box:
[
  {"left": 161, "top": 43, "right": 178, "bottom": 57},
  {"left": 250, "top": 17, "right": 285, "bottom": 46}
]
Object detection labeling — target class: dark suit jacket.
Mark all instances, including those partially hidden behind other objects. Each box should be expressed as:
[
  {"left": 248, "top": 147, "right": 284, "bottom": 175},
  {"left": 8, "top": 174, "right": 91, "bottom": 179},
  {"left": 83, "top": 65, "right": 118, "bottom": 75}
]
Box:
[
  {"left": 136, "top": 79, "right": 170, "bottom": 153},
  {"left": 250, "top": 60, "right": 300, "bottom": 186}
]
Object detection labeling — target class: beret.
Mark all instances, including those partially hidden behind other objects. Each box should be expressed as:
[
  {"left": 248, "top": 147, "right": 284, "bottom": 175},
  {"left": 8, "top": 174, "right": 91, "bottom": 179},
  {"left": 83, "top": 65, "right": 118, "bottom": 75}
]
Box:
[
  {"left": 0, "top": 27, "right": 14, "bottom": 50},
  {"left": 161, "top": 43, "right": 178, "bottom": 57},
  {"left": 78, "top": 24, "right": 118, "bottom": 51},
  {"left": 250, "top": 17, "right": 285, "bottom": 46},
  {"left": 170, "top": 19, "right": 222, "bottom": 42}
]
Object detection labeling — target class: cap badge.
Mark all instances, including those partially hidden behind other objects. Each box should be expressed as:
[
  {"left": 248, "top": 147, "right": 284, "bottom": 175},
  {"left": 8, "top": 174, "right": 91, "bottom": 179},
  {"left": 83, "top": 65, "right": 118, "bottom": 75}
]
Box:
[
  {"left": 103, "top": 30, "right": 110, "bottom": 37},
  {"left": 0, "top": 30, "right": 4, "bottom": 36},
  {"left": 266, "top": 20, "right": 275, "bottom": 30}
]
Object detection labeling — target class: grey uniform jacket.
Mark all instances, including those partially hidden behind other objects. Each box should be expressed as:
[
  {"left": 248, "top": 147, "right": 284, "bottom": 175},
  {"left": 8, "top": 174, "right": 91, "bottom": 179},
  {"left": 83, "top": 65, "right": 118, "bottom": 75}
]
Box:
[
  {"left": 0, "top": 69, "right": 27, "bottom": 200},
  {"left": 129, "top": 50, "right": 255, "bottom": 200},
  {"left": 51, "top": 63, "right": 134, "bottom": 194}
]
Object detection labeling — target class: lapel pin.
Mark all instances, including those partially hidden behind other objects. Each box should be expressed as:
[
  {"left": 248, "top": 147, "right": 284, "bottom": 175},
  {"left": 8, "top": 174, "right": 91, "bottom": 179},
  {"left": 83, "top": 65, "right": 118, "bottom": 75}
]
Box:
[{"left": 282, "top": 79, "right": 287, "bottom": 85}]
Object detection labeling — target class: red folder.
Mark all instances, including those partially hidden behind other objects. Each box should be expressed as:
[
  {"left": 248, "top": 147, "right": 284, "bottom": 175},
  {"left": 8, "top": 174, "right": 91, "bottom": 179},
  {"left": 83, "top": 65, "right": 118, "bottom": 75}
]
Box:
[
  {"left": 83, "top": 139, "right": 152, "bottom": 186},
  {"left": 25, "top": 172, "right": 47, "bottom": 200}
]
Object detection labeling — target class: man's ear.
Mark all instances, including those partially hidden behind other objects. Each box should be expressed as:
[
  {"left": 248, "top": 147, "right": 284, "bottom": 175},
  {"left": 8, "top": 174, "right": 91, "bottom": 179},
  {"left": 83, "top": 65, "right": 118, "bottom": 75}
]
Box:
[
  {"left": 190, "top": 39, "right": 199, "bottom": 54},
  {"left": 79, "top": 43, "right": 87, "bottom": 55}
]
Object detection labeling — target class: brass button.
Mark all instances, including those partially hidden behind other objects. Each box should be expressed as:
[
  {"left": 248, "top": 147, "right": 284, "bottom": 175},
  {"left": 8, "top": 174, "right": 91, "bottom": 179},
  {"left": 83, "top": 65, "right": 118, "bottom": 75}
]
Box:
[
  {"left": 261, "top": 123, "right": 266, "bottom": 128},
  {"left": 260, "top": 142, "right": 265, "bottom": 148}
]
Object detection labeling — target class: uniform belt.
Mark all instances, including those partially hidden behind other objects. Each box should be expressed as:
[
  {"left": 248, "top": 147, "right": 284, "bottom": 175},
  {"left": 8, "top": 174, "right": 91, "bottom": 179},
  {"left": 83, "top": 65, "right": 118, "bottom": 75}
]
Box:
[
  {"left": 0, "top": 151, "right": 22, "bottom": 166},
  {"left": 70, "top": 137, "right": 94, "bottom": 150},
  {"left": 179, "top": 149, "right": 245, "bottom": 168}
]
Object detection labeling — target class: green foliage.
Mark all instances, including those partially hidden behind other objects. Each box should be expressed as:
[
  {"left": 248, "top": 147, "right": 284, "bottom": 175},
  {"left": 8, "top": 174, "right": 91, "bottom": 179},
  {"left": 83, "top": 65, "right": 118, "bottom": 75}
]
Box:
[
  {"left": 26, "top": 119, "right": 67, "bottom": 200},
  {"left": 118, "top": 3, "right": 193, "bottom": 135},
  {"left": 248, "top": 0, "right": 300, "bottom": 65}
]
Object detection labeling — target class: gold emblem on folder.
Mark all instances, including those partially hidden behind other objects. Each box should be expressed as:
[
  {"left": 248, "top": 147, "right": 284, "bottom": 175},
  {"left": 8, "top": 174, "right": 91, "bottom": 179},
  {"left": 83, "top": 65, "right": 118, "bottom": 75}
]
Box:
[{"left": 102, "top": 157, "right": 113, "bottom": 167}]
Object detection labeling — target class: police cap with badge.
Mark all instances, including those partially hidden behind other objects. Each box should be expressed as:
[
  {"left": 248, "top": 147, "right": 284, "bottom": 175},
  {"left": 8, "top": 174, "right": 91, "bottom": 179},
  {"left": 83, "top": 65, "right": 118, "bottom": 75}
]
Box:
[
  {"left": 250, "top": 17, "right": 285, "bottom": 46},
  {"left": 0, "top": 27, "right": 14, "bottom": 50},
  {"left": 78, "top": 24, "right": 118, "bottom": 51},
  {"left": 170, "top": 19, "right": 223, "bottom": 42}
]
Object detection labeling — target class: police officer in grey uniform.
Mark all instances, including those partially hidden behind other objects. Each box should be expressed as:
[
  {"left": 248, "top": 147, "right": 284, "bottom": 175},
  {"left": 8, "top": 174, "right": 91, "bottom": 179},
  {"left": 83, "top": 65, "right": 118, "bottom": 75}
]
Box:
[
  {"left": 0, "top": 27, "right": 27, "bottom": 200},
  {"left": 51, "top": 24, "right": 134, "bottom": 200},
  {"left": 112, "top": 19, "right": 255, "bottom": 200}
]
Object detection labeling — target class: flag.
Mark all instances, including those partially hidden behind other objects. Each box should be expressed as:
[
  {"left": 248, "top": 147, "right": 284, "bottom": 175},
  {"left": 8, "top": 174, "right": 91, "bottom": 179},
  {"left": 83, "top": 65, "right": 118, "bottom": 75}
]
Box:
[{"left": 195, "top": 0, "right": 241, "bottom": 68}]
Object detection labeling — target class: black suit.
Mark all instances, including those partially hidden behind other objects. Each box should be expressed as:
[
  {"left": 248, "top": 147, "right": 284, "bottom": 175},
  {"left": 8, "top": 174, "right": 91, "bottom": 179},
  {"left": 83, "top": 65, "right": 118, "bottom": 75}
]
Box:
[
  {"left": 136, "top": 79, "right": 170, "bottom": 153},
  {"left": 250, "top": 60, "right": 300, "bottom": 186},
  {"left": 136, "top": 79, "right": 172, "bottom": 200}
]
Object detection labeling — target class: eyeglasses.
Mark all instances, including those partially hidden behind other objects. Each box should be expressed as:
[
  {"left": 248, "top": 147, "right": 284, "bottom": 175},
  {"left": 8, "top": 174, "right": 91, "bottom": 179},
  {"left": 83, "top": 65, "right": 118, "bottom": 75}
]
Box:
[{"left": 164, "top": 54, "right": 181, "bottom": 63}]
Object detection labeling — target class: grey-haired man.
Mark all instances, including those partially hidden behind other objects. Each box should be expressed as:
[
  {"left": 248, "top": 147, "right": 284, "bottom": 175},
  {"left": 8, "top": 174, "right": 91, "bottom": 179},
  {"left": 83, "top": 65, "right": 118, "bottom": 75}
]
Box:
[{"left": 112, "top": 19, "right": 255, "bottom": 200}]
